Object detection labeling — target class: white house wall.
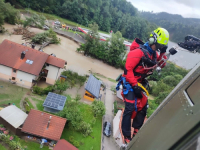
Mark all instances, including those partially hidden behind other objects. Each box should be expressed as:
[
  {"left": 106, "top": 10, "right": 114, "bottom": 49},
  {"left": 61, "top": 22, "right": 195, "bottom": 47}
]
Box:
[
  {"left": 0, "top": 65, "right": 12, "bottom": 80},
  {"left": 46, "top": 65, "right": 60, "bottom": 85},
  {"left": 16, "top": 71, "right": 36, "bottom": 88}
]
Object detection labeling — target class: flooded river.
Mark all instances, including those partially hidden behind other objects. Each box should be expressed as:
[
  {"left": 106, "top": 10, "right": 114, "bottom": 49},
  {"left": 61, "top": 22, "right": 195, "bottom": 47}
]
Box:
[
  {"left": 0, "top": 24, "right": 123, "bottom": 79},
  {"left": 168, "top": 41, "right": 200, "bottom": 70}
]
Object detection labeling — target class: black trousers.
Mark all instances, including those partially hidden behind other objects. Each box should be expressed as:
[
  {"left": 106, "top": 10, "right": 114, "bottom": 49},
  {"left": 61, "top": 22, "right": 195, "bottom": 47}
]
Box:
[
  {"left": 132, "top": 105, "right": 147, "bottom": 129},
  {"left": 122, "top": 91, "right": 147, "bottom": 138}
]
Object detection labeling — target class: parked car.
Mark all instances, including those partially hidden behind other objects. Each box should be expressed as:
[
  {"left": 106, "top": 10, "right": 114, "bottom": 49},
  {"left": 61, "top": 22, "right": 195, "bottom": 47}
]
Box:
[
  {"left": 103, "top": 121, "right": 111, "bottom": 137},
  {"left": 54, "top": 21, "right": 61, "bottom": 25},
  {"left": 43, "top": 25, "right": 49, "bottom": 30}
]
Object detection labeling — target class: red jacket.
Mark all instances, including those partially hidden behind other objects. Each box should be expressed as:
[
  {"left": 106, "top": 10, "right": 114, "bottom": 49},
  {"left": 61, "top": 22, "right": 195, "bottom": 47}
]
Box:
[{"left": 123, "top": 38, "right": 167, "bottom": 87}]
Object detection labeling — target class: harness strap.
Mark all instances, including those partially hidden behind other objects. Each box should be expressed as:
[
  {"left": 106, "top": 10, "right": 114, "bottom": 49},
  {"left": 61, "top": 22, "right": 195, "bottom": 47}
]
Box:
[{"left": 116, "top": 76, "right": 138, "bottom": 112}]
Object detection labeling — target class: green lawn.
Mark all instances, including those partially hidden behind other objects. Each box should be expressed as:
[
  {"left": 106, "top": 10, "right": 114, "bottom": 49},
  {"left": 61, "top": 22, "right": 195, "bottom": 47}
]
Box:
[
  {"left": 0, "top": 143, "right": 7, "bottom": 150},
  {"left": 19, "top": 139, "right": 49, "bottom": 150},
  {"left": 0, "top": 80, "right": 28, "bottom": 108},
  {"left": 61, "top": 103, "right": 102, "bottom": 150}
]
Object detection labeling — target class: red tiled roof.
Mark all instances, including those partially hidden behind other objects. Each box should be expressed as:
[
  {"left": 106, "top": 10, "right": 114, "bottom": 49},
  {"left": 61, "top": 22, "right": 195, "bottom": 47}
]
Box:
[
  {"left": 22, "top": 109, "right": 67, "bottom": 141},
  {"left": 0, "top": 40, "right": 48, "bottom": 75},
  {"left": 53, "top": 139, "right": 78, "bottom": 150},
  {"left": 46, "top": 55, "right": 66, "bottom": 68},
  {"left": 0, "top": 40, "right": 66, "bottom": 75}
]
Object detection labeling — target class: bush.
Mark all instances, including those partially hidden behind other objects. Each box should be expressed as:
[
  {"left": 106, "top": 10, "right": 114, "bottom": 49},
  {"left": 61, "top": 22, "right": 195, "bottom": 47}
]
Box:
[
  {"left": 155, "top": 91, "right": 170, "bottom": 104},
  {"left": 69, "top": 136, "right": 74, "bottom": 143},
  {"left": 79, "top": 122, "right": 92, "bottom": 137},
  {"left": 91, "top": 100, "right": 106, "bottom": 117},
  {"left": 32, "top": 28, "right": 60, "bottom": 44},
  {"left": 73, "top": 141, "right": 80, "bottom": 148},
  {"left": 33, "top": 85, "right": 55, "bottom": 95},
  {"left": 114, "top": 101, "right": 118, "bottom": 114},
  {"left": 25, "top": 104, "right": 31, "bottom": 113},
  {"left": 33, "top": 86, "right": 43, "bottom": 95},
  {"left": 69, "top": 136, "right": 80, "bottom": 148},
  {"left": 43, "top": 85, "right": 54, "bottom": 94},
  {"left": 162, "top": 76, "right": 177, "bottom": 86},
  {"left": 61, "top": 70, "right": 87, "bottom": 88},
  {"left": 147, "top": 100, "right": 158, "bottom": 117},
  {"left": 151, "top": 81, "right": 172, "bottom": 97},
  {"left": 74, "top": 94, "right": 81, "bottom": 102}
]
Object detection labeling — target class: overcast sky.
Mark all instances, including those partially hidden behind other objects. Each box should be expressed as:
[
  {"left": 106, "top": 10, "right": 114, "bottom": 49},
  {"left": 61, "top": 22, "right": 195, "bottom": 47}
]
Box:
[{"left": 127, "top": 0, "right": 200, "bottom": 19}]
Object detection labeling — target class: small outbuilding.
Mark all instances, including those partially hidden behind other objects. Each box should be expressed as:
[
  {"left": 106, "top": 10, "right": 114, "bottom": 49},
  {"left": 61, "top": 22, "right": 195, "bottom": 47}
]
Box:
[
  {"left": 0, "top": 105, "right": 28, "bottom": 135},
  {"left": 43, "top": 92, "right": 67, "bottom": 113},
  {"left": 84, "top": 74, "right": 101, "bottom": 101},
  {"left": 22, "top": 109, "right": 66, "bottom": 141},
  {"left": 53, "top": 139, "right": 78, "bottom": 150}
]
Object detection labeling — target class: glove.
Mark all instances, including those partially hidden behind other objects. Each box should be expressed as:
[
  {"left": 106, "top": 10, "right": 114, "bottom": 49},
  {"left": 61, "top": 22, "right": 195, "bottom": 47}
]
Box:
[
  {"left": 160, "top": 46, "right": 168, "bottom": 53},
  {"left": 133, "top": 86, "right": 143, "bottom": 98}
]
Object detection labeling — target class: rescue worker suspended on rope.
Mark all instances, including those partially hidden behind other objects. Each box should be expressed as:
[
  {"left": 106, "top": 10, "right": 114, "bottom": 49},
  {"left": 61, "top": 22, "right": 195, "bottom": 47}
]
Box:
[{"left": 116, "top": 27, "right": 169, "bottom": 144}]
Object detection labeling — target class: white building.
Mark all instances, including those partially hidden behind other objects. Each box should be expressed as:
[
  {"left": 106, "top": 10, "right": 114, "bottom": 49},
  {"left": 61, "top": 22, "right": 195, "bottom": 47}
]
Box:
[
  {"left": 0, "top": 105, "right": 28, "bottom": 135},
  {"left": 0, "top": 40, "right": 66, "bottom": 88}
]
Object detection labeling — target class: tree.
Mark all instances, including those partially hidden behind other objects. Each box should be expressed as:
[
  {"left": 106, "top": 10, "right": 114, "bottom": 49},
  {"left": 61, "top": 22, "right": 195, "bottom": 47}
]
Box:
[
  {"left": 54, "top": 80, "right": 69, "bottom": 93},
  {"left": 23, "top": 12, "right": 46, "bottom": 28},
  {"left": 32, "top": 28, "right": 60, "bottom": 44},
  {"left": 0, "top": 0, "right": 19, "bottom": 32},
  {"left": 91, "top": 100, "right": 105, "bottom": 117},
  {"left": 107, "top": 31, "right": 126, "bottom": 67},
  {"left": 74, "top": 94, "right": 81, "bottom": 102}
]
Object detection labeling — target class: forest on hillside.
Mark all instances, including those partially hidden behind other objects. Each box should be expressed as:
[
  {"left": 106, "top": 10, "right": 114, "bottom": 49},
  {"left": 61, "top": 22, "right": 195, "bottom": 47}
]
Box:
[
  {"left": 5, "top": 0, "right": 157, "bottom": 41},
  {"left": 3, "top": 0, "right": 200, "bottom": 43},
  {"left": 139, "top": 12, "right": 200, "bottom": 42}
]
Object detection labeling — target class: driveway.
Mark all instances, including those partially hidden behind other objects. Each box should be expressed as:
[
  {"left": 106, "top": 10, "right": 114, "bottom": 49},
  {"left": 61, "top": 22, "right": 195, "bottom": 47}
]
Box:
[{"left": 101, "top": 81, "right": 120, "bottom": 150}]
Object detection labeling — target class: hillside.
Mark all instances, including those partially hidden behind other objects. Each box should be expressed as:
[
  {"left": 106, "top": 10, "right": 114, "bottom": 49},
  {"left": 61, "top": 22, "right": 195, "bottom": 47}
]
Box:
[
  {"left": 139, "top": 12, "right": 200, "bottom": 42},
  {"left": 5, "top": 0, "right": 156, "bottom": 41}
]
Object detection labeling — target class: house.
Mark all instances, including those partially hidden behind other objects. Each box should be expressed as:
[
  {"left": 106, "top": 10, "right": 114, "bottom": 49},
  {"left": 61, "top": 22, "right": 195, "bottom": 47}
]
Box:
[
  {"left": 53, "top": 139, "right": 78, "bottom": 150},
  {"left": 43, "top": 92, "right": 67, "bottom": 113},
  {"left": 0, "top": 40, "right": 66, "bottom": 88},
  {"left": 21, "top": 109, "right": 66, "bottom": 141},
  {"left": 0, "top": 105, "right": 28, "bottom": 135},
  {"left": 84, "top": 74, "right": 101, "bottom": 101}
]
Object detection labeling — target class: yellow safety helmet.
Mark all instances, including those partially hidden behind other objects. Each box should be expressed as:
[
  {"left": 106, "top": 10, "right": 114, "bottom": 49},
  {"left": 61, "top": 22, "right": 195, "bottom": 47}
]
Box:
[{"left": 149, "top": 27, "right": 169, "bottom": 46}]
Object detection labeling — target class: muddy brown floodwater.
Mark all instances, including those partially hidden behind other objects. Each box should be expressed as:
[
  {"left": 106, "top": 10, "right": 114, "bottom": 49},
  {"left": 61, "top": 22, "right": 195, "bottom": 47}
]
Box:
[{"left": 0, "top": 23, "right": 123, "bottom": 80}]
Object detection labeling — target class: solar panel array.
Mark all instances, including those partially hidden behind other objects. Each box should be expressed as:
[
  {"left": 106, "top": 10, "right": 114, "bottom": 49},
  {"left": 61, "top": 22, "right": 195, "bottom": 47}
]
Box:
[{"left": 43, "top": 92, "right": 67, "bottom": 111}]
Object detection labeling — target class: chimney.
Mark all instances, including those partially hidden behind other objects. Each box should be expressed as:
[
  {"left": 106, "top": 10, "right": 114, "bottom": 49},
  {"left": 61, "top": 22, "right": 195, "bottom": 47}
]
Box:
[
  {"left": 46, "top": 116, "right": 52, "bottom": 129},
  {"left": 21, "top": 51, "right": 26, "bottom": 60}
]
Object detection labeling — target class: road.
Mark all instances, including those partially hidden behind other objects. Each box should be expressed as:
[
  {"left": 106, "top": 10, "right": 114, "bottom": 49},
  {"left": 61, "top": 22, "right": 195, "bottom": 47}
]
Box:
[{"left": 101, "top": 80, "right": 120, "bottom": 150}]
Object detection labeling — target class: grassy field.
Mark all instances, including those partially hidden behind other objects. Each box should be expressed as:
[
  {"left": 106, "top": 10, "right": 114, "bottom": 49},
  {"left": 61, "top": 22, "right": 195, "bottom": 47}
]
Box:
[
  {"left": 61, "top": 103, "right": 102, "bottom": 150},
  {"left": 0, "top": 80, "right": 28, "bottom": 108}
]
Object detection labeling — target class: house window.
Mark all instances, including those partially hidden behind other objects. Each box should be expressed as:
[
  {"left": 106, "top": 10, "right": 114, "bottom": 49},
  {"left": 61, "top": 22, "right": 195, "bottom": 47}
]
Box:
[
  {"left": 13, "top": 69, "right": 16, "bottom": 73},
  {"left": 12, "top": 77, "right": 16, "bottom": 80}
]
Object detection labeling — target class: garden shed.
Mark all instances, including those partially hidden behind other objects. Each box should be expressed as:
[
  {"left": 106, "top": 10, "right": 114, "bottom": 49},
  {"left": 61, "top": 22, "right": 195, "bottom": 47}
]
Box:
[
  {"left": 53, "top": 139, "right": 78, "bottom": 150},
  {"left": 22, "top": 109, "right": 66, "bottom": 141},
  {"left": 84, "top": 74, "right": 101, "bottom": 101},
  {"left": 0, "top": 105, "right": 28, "bottom": 135}
]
